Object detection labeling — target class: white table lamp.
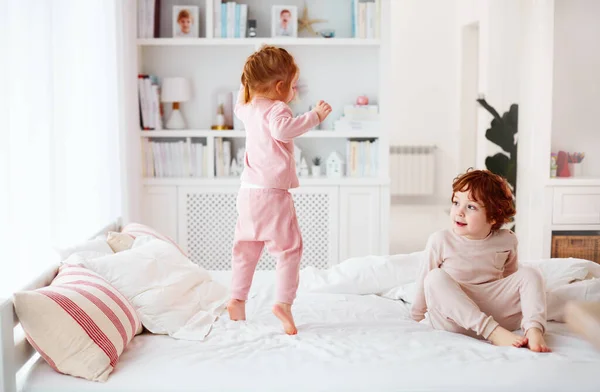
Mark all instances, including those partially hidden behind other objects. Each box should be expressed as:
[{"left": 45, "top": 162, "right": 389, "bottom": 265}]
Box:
[{"left": 161, "top": 77, "right": 192, "bottom": 129}]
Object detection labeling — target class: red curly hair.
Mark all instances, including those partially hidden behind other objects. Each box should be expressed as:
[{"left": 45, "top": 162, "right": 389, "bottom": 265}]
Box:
[{"left": 452, "top": 169, "right": 516, "bottom": 231}]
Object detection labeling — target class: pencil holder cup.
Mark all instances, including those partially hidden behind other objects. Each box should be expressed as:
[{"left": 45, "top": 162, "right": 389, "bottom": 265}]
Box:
[{"left": 568, "top": 162, "right": 583, "bottom": 177}]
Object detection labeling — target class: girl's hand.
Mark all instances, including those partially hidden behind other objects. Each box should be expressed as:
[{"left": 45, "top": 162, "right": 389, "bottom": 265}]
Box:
[{"left": 314, "top": 100, "right": 332, "bottom": 122}]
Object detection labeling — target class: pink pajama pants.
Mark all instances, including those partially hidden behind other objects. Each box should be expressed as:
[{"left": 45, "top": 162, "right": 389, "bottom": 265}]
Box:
[
  {"left": 424, "top": 267, "right": 547, "bottom": 339},
  {"left": 230, "top": 188, "right": 302, "bottom": 305}
]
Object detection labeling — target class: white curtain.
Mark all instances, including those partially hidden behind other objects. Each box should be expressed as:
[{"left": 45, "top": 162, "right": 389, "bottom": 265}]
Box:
[{"left": 0, "top": 0, "right": 121, "bottom": 296}]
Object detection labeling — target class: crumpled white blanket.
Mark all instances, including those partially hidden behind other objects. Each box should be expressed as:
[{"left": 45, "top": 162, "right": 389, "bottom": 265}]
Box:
[{"left": 300, "top": 252, "right": 600, "bottom": 322}]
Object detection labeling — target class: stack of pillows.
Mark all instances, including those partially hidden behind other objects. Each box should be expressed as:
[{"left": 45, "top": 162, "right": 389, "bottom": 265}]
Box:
[{"left": 13, "top": 223, "right": 228, "bottom": 382}]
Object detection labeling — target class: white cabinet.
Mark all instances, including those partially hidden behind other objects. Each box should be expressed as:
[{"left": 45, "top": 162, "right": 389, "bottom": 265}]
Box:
[
  {"left": 339, "top": 187, "right": 381, "bottom": 261},
  {"left": 177, "top": 185, "right": 238, "bottom": 270},
  {"left": 541, "top": 182, "right": 600, "bottom": 259},
  {"left": 175, "top": 186, "right": 339, "bottom": 270},
  {"left": 143, "top": 184, "right": 388, "bottom": 268},
  {"left": 141, "top": 186, "right": 178, "bottom": 240},
  {"left": 552, "top": 186, "right": 600, "bottom": 225}
]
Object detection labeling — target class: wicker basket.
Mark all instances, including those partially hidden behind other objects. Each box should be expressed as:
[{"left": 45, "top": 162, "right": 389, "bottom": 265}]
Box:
[{"left": 551, "top": 235, "right": 600, "bottom": 263}]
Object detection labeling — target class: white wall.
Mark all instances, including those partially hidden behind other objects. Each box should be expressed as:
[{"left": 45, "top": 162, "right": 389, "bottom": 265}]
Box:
[
  {"left": 387, "top": 0, "right": 460, "bottom": 253},
  {"left": 394, "top": 0, "right": 523, "bottom": 193},
  {"left": 456, "top": 0, "right": 522, "bottom": 170},
  {"left": 388, "top": 0, "right": 527, "bottom": 254},
  {"left": 388, "top": 0, "right": 460, "bottom": 201},
  {"left": 552, "top": 0, "right": 600, "bottom": 177},
  {"left": 515, "top": 0, "right": 555, "bottom": 261}
]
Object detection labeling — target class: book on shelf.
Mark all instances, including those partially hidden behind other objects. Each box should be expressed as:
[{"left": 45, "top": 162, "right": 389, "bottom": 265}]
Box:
[
  {"left": 138, "top": 0, "right": 161, "bottom": 38},
  {"left": 346, "top": 139, "right": 379, "bottom": 177},
  {"left": 138, "top": 74, "right": 162, "bottom": 130},
  {"left": 144, "top": 140, "right": 208, "bottom": 178},
  {"left": 213, "top": 1, "right": 248, "bottom": 38},
  {"left": 215, "top": 137, "right": 245, "bottom": 178},
  {"left": 352, "top": 0, "right": 380, "bottom": 39}
]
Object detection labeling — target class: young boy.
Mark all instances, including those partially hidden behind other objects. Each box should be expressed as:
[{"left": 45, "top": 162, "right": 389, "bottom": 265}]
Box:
[{"left": 411, "top": 169, "right": 551, "bottom": 352}]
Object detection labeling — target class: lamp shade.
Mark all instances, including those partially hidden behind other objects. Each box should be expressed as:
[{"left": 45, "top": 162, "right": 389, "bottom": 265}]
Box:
[{"left": 160, "top": 77, "right": 192, "bottom": 103}]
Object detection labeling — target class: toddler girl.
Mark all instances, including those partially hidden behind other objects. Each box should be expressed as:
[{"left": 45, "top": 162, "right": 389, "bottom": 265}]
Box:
[
  {"left": 411, "top": 169, "right": 551, "bottom": 352},
  {"left": 227, "top": 46, "right": 332, "bottom": 334}
]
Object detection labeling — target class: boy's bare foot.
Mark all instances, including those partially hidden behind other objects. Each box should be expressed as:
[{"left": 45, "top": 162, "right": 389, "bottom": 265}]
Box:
[
  {"left": 488, "top": 326, "right": 528, "bottom": 348},
  {"left": 526, "top": 327, "right": 552, "bottom": 352},
  {"left": 272, "top": 303, "right": 297, "bottom": 335},
  {"left": 227, "top": 299, "right": 246, "bottom": 321}
]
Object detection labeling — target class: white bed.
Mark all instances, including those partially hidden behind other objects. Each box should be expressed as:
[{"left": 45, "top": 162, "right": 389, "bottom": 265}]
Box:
[{"left": 16, "top": 271, "right": 600, "bottom": 392}]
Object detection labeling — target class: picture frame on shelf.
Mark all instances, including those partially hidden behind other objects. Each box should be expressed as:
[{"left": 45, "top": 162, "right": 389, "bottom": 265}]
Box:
[
  {"left": 271, "top": 5, "right": 298, "bottom": 38},
  {"left": 172, "top": 6, "right": 199, "bottom": 38}
]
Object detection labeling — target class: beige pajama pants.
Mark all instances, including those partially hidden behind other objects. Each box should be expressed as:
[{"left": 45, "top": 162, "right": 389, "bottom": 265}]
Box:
[{"left": 424, "top": 267, "right": 547, "bottom": 339}]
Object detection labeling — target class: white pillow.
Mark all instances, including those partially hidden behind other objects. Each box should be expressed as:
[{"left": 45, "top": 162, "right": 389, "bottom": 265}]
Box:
[
  {"left": 81, "top": 239, "right": 228, "bottom": 341},
  {"left": 56, "top": 238, "right": 113, "bottom": 261},
  {"left": 300, "top": 251, "right": 423, "bottom": 295},
  {"left": 521, "top": 258, "right": 592, "bottom": 290}
]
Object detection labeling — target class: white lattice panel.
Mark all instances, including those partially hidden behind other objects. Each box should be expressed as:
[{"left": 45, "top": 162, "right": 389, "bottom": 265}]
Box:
[{"left": 179, "top": 187, "right": 338, "bottom": 270}]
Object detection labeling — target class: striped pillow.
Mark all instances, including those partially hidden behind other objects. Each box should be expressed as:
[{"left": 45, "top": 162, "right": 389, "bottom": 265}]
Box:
[
  {"left": 122, "top": 222, "right": 187, "bottom": 257},
  {"left": 13, "top": 265, "right": 142, "bottom": 382}
]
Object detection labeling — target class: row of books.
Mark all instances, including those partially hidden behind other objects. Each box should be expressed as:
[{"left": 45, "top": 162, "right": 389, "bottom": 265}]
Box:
[
  {"left": 346, "top": 139, "right": 379, "bottom": 177},
  {"left": 138, "top": 74, "right": 162, "bottom": 130},
  {"left": 214, "top": 1, "right": 248, "bottom": 38},
  {"left": 143, "top": 138, "right": 244, "bottom": 178},
  {"left": 143, "top": 139, "right": 379, "bottom": 179},
  {"left": 353, "top": 0, "right": 380, "bottom": 39},
  {"left": 144, "top": 140, "right": 208, "bottom": 178}
]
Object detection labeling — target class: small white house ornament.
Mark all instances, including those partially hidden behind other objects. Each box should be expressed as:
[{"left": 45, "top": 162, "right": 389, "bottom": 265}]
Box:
[
  {"left": 294, "top": 144, "right": 303, "bottom": 175},
  {"left": 326, "top": 151, "right": 344, "bottom": 178},
  {"left": 230, "top": 158, "right": 241, "bottom": 176},
  {"left": 299, "top": 157, "right": 309, "bottom": 177}
]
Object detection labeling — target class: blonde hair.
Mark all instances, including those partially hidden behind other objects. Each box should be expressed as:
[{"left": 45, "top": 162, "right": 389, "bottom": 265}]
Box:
[
  {"left": 240, "top": 45, "right": 298, "bottom": 104},
  {"left": 177, "top": 9, "right": 191, "bottom": 22}
]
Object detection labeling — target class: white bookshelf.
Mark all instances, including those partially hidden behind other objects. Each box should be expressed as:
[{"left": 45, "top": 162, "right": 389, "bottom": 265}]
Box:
[
  {"left": 123, "top": 0, "right": 392, "bottom": 267},
  {"left": 137, "top": 38, "right": 381, "bottom": 47},
  {"left": 143, "top": 177, "right": 387, "bottom": 186},
  {"left": 140, "top": 129, "right": 381, "bottom": 138}
]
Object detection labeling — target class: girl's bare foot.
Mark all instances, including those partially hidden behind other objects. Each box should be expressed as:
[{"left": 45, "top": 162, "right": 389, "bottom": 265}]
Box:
[
  {"left": 272, "top": 303, "right": 297, "bottom": 335},
  {"left": 488, "top": 326, "right": 528, "bottom": 348},
  {"left": 227, "top": 299, "right": 246, "bottom": 321},
  {"left": 526, "top": 327, "right": 552, "bottom": 352}
]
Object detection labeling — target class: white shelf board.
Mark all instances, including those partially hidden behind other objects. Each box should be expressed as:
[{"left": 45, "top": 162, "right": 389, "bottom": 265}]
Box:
[
  {"left": 143, "top": 177, "right": 388, "bottom": 186},
  {"left": 137, "top": 38, "right": 380, "bottom": 47},
  {"left": 140, "top": 130, "right": 380, "bottom": 138},
  {"left": 140, "top": 130, "right": 246, "bottom": 138},
  {"left": 551, "top": 224, "right": 600, "bottom": 231},
  {"left": 546, "top": 178, "right": 600, "bottom": 187}
]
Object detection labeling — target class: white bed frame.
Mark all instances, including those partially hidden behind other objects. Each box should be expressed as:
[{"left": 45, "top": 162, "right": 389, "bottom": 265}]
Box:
[{"left": 0, "top": 220, "right": 121, "bottom": 392}]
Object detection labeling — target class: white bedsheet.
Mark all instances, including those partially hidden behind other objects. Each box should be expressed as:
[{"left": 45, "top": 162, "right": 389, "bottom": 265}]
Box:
[{"left": 20, "top": 271, "right": 600, "bottom": 392}]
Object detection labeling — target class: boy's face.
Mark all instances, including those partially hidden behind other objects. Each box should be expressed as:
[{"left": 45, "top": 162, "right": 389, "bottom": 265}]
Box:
[
  {"left": 280, "top": 11, "right": 291, "bottom": 27},
  {"left": 179, "top": 17, "right": 191, "bottom": 33},
  {"left": 450, "top": 190, "right": 494, "bottom": 240}
]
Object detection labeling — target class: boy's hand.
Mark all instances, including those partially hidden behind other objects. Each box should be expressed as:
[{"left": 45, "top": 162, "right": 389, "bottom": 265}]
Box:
[{"left": 314, "top": 100, "right": 332, "bottom": 123}]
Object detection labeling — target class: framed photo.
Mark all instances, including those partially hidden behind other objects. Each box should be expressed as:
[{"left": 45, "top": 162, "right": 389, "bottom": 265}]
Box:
[
  {"left": 271, "top": 5, "right": 297, "bottom": 38},
  {"left": 173, "top": 6, "right": 199, "bottom": 38}
]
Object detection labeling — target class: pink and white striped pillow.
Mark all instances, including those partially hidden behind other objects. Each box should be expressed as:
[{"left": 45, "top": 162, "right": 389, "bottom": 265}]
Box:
[
  {"left": 13, "top": 265, "right": 142, "bottom": 382},
  {"left": 122, "top": 222, "right": 187, "bottom": 257}
]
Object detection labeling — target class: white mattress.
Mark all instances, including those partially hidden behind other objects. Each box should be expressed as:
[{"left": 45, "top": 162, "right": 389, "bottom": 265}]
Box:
[{"left": 20, "top": 271, "right": 600, "bottom": 392}]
